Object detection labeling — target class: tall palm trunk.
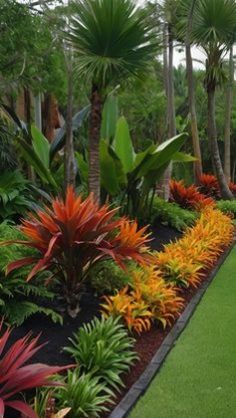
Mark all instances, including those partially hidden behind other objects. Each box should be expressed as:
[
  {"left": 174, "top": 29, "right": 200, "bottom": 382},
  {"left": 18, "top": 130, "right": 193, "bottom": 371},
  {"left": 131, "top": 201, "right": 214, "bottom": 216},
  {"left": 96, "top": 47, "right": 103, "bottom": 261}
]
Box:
[
  {"left": 167, "top": 25, "right": 176, "bottom": 139},
  {"left": 185, "top": 0, "right": 202, "bottom": 182},
  {"left": 186, "top": 45, "right": 202, "bottom": 182},
  {"left": 207, "top": 87, "right": 233, "bottom": 199},
  {"left": 224, "top": 46, "right": 234, "bottom": 182},
  {"left": 89, "top": 84, "right": 103, "bottom": 201},
  {"left": 162, "top": 24, "right": 176, "bottom": 200},
  {"left": 64, "top": 50, "right": 76, "bottom": 190}
]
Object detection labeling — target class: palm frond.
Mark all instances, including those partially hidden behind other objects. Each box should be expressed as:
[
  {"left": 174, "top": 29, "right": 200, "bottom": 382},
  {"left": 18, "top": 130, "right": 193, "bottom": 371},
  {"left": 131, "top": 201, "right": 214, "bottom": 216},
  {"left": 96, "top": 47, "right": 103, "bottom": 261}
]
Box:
[{"left": 67, "top": 0, "right": 158, "bottom": 88}]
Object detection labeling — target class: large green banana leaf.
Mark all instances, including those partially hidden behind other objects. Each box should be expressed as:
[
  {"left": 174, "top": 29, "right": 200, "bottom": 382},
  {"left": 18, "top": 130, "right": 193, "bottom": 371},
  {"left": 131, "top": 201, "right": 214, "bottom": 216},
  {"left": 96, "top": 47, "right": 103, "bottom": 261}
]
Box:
[
  {"left": 50, "top": 105, "right": 90, "bottom": 161},
  {"left": 113, "top": 116, "right": 136, "bottom": 174},
  {"left": 17, "top": 138, "right": 58, "bottom": 189},
  {"left": 101, "top": 94, "right": 119, "bottom": 142},
  {"left": 31, "top": 124, "right": 50, "bottom": 168}
]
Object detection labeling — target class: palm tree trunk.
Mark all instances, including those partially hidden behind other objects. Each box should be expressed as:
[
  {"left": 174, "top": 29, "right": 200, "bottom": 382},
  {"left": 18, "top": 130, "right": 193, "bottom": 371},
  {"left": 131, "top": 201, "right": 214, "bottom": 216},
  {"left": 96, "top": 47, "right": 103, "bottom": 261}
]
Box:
[
  {"left": 162, "top": 24, "right": 176, "bottom": 201},
  {"left": 64, "top": 50, "right": 76, "bottom": 189},
  {"left": 224, "top": 46, "right": 234, "bottom": 182},
  {"left": 207, "top": 88, "right": 233, "bottom": 199},
  {"left": 167, "top": 25, "right": 176, "bottom": 139},
  {"left": 89, "top": 84, "right": 102, "bottom": 201},
  {"left": 186, "top": 44, "right": 203, "bottom": 182},
  {"left": 185, "top": 0, "right": 203, "bottom": 184}
]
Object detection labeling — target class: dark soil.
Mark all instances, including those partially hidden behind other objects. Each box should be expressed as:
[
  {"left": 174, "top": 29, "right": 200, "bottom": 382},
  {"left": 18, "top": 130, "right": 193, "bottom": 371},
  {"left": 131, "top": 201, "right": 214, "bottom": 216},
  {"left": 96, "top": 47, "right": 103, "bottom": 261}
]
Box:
[{"left": 149, "top": 223, "right": 182, "bottom": 251}]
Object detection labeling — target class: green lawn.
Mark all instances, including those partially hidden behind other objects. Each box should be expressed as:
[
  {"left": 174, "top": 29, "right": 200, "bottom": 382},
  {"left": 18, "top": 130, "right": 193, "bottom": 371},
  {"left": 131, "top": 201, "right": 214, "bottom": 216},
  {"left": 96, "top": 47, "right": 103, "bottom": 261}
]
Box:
[{"left": 130, "top": 245, "right": 236, "bottom": 418}]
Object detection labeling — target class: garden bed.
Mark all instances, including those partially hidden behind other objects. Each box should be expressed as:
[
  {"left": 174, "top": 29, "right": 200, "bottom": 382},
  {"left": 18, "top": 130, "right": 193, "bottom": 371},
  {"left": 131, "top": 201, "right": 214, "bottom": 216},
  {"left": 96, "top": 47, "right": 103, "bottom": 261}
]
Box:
[{"left": 6, "top": 222, "right": 181, "bottom": 367}]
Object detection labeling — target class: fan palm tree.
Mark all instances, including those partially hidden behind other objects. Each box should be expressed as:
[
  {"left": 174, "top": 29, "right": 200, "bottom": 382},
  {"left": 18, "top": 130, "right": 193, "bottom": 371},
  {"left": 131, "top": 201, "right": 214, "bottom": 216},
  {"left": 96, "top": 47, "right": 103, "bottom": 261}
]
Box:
[
  {"left": 67, "top": 0, "right": 157, "bottom": 200},
  {"left": 191, "top": 0, "right": 236, "bottom": 199}
]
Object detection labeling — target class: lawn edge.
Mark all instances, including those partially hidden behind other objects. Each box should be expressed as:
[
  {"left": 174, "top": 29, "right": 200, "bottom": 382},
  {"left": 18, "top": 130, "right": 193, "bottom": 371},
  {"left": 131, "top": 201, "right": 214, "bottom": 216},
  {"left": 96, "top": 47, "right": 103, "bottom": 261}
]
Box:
[{"left": 109, "top": 240, "right": 236, "bottom": 418}]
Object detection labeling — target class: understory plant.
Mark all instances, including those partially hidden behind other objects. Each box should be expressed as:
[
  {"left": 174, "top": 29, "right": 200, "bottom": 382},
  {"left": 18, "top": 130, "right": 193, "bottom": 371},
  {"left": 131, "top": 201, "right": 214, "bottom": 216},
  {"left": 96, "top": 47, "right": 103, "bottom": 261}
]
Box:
[
  {"left": 4, "top": 186, "right": 151, "bottom": 318},
  {"left": 170, "top": 179, "right": 215, "bottom": 211},
  {"left": 0, "top": 170, "right": 34, "bottom": 221},
  {"left": 150, "top": 197, "right": 197, "bottom": 231},
  {"left": 65, "top": 316, "right": 137, "bottom": 390},
  {"left": 89, "top": 260, "right": 131, "bottom": 295},
  {"left": 54, "top": 371, "right": 113, "bottom": 418},
  {"left": 0, "top": 222, "right": 61, "bottom": 325},
  {"left": 155, "top": 207, "right": 234, "bottom": 288},
  {"left": 101, "top": 266, "right": 184, "bottom": 334},
  {"left": 0, "top": 319, "right": 72, "bottom": 418},
  {"left": 217, "top": 200, "right": 236, "bottom": 218}
]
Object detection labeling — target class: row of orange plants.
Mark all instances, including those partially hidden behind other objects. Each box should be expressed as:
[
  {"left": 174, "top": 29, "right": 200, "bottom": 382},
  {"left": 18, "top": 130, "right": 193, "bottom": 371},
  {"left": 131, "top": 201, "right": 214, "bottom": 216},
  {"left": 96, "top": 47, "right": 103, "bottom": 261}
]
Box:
[
  {"left": 102, "top": 207, "right": 234, "bottom": 333},
  {"left": 156, "top": 207, "right": 234, "bottom": 288}
]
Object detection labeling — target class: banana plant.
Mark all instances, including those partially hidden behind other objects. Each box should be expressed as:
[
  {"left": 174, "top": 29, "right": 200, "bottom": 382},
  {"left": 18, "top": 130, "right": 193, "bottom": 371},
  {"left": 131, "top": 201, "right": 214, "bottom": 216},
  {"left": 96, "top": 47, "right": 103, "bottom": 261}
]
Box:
[
  {"left": 100, "top": 116, "right": 192, "bottom": 218},
  {"left": 1, "top": 103, "right": 89, "bottom": 193}
]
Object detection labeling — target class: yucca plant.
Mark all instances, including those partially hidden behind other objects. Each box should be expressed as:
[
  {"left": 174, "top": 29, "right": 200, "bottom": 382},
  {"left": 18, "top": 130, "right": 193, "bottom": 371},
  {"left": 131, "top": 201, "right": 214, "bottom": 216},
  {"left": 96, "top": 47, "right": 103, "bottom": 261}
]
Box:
[
  {"left": 65, "top": 316, "right": 137, "bottom": 390},
  {"left": 4, "top": 187, "right": 151, "bottom": 317},
  {"left": 67, "top": 0, "right": 157, "bottom": 200},
  {"left": 0, "top": 319, "right": 72, "bottom": 418}
]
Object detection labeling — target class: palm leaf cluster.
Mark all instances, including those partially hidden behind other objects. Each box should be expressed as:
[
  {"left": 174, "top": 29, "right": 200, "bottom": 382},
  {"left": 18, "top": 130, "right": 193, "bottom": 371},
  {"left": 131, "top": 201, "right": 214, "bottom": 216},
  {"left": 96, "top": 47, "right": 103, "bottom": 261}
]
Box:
[{"left": 67, "top": 0, "right": 158, "bottom": 88}]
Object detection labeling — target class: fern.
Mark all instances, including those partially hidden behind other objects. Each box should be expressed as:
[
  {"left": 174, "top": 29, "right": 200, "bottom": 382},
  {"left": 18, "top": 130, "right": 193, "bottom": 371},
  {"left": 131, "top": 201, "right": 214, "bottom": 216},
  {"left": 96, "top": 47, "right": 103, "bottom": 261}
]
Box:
[
  {"left": 0, "top": 222, "right": 61, "bottom": 325},
  {"left": 0, "top": 171, "right": 35, "bottom": 220}
]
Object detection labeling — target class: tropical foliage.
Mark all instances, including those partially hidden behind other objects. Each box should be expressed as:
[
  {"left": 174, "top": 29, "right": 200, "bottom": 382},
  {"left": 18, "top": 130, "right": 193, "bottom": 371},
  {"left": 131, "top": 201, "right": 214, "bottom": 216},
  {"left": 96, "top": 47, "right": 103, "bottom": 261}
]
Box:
[
  {"left": 155, "top": 207, "right": 234, "bottom": 287},
  {"left": 65, "top": 316, "right": 137, "bottom": 390},
  {"left": 0, "top": 319, "right": 72, "bottom": 418},
  {"left": 170, "top": 179, "right": 215, "bottom": 210},
  {"left": 4, "top": 187, "right": 151, "bottom": 317},
  {"left": 101, "top": 266, "right": 184, "bottom": 334}
]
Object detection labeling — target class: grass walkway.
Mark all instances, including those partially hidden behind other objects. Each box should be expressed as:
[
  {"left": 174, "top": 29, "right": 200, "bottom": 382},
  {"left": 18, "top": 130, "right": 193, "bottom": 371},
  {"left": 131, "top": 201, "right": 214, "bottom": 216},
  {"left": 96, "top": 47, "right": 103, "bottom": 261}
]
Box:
[{"left": 130, "top": 246, "right": 236, "bottom": 418}]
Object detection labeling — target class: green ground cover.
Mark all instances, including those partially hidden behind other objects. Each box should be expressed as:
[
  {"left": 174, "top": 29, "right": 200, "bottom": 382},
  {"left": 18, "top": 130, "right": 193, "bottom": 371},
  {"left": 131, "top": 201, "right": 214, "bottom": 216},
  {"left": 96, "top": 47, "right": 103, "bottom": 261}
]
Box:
[{"left": 130, "top": 245, "right": 236, "bottom": 418}]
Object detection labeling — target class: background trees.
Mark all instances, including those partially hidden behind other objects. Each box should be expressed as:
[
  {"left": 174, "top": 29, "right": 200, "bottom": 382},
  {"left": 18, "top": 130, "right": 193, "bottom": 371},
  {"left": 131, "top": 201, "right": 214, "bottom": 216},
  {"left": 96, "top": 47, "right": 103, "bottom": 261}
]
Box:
[{"left": 0, "top": 0, "right": 236, "bottom": 205}]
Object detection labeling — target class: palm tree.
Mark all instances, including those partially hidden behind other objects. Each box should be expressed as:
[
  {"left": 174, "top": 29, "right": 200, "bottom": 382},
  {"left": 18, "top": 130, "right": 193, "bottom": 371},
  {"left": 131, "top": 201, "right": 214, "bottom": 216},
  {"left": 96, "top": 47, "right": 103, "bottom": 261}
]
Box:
[
  {"left": 224, "top": 45, "right": 234, "bottom": 181},
  {"left": 185, "top": 0, "right": 202, "bottom": 182},
  {"left": 191, "top": 0, "right": 236, "bottom": 199},
  {"left": 67, "top": 0, "right": 157, "bottom": 200},
  {"left": 160, "top": 0, "right": 179, "bottom": 200}
]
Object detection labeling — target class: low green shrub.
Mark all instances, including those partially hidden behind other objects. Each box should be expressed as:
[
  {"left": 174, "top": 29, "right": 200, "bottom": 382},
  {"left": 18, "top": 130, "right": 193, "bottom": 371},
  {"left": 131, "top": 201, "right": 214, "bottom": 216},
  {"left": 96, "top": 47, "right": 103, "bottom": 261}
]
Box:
[
  {"left": 90, "top": 260, "right": 131, "bottom": 295},
  {"left": 65, "top": 316, "right": 138, "bottom": 390},
  {"left": 0, "top": 170, "right": 35, "bottom": 221},
  {"left": 55, "top": 370, "right": 113, "bottom": 418},
  {"left": 150, "top": 197, "right": 197, "bottom": 231},
  {"left": 217, "top": 200, "right": 236, "bottom": 218},
  {"left": 0, "top": 222, "right": 61, "bottom": 325}
]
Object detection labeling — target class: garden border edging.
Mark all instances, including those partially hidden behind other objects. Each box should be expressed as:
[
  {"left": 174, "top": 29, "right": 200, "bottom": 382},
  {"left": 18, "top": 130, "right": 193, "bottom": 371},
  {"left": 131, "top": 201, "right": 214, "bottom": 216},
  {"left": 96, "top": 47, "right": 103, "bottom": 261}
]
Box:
[{"left": 109, "top": 240, "right": 236, "bottom": 418}]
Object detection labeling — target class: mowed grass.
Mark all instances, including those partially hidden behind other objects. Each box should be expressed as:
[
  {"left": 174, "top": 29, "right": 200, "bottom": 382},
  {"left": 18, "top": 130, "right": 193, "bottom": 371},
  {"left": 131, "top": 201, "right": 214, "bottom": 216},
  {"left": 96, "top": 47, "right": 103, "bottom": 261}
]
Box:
[{"left": 130, "top": 246, "right": 236, "bottom": 418}]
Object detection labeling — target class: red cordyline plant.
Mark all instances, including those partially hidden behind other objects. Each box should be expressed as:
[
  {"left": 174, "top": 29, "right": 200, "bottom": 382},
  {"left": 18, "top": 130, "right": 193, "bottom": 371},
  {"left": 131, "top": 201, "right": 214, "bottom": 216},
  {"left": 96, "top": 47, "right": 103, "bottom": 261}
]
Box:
[
  {"left": 5, "top": 187, "right": 151, "bottom": 317},
  {"left": 198, "top": 174, "right": 220, "bottom": 199},
  {"left": 169, "top": 180, "right": 215, "bottom": 211},
  {"left": 0, "top": 319, "right": 72, "bottom": 418}
]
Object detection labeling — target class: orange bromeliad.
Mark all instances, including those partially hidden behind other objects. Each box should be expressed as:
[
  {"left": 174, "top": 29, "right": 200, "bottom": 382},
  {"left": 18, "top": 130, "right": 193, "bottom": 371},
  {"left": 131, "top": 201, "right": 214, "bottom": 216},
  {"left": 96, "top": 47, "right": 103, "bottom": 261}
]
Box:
[
  {"left": 101, "top": 266, "right": 183, "bottom": 334},
  {"left": 3, "top": 187, "right": 151, "bottom": 317}
]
